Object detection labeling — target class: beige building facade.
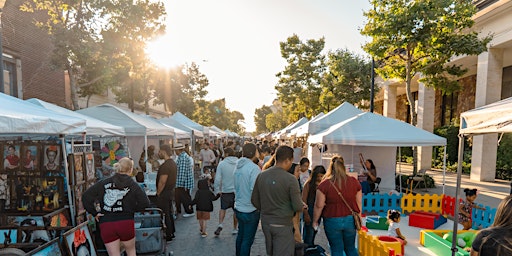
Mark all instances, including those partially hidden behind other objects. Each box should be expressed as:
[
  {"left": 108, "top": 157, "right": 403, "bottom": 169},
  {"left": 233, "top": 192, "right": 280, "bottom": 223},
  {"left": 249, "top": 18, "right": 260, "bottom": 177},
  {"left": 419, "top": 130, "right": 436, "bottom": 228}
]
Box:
[{"left": 375, "top": 0, "right": 512, "bottom": 181}]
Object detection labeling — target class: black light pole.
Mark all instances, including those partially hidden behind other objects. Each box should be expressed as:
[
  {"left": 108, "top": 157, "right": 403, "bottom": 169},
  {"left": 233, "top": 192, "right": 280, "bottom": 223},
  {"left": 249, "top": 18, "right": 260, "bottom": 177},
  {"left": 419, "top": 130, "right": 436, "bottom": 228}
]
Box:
[
  {"left": 370, "top": 58, "right": 375, "bottom": 112},
  {"left": 0, "top": 0, "right": 5, "bottom": 94}
]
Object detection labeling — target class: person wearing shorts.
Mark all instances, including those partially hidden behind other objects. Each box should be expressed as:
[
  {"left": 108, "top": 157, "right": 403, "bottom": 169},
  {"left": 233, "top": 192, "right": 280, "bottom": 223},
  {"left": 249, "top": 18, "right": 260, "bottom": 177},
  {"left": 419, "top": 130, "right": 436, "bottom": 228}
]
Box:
[
  {"left": 82, "top": 157, "right": 150, "bottom": 256},
  {"left": 214, "top": 147, "right": 239, "bottom": 236}
]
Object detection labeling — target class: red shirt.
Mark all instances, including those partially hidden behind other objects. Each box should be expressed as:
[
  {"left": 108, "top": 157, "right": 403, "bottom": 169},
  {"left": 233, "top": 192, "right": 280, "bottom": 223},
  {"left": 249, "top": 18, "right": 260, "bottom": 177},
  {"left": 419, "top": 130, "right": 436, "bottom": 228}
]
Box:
[{"left": 317, "top": 177, "right": 361, "bottom": 218}]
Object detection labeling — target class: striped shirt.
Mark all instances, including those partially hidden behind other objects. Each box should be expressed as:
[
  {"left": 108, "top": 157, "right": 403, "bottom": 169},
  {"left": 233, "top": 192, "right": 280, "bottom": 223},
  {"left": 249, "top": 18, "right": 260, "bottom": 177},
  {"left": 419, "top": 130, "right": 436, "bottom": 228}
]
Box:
[{"left": 176, "top": 152, "right": 194, "bottom": 190}]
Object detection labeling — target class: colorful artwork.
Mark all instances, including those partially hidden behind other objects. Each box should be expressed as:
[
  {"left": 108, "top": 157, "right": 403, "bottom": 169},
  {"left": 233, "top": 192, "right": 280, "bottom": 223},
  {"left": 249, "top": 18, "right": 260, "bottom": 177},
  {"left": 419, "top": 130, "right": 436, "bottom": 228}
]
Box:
[
  {"left": 7, "top": 216, "right": 50, "bottom": 243},
  {"left": 100, "top": 141, "right": 126, "bottom": 166},
  {"left": 3, "top": 143, "right": 20, "bottom": 172},
  {"left": 84, "top": 152, "right": 95, "bottom": 182},
  {"left": 75, "top": 184, "right": 85, "bottom": 216},
  {"left": 74, "top": 153, "right": 85, "bottom": 184},
  {"left": 63, "top": 222, "right": 97, "bottom": 256},
  {"left": 43, "top": 145, "right": 61, "bottom": 174},
  {"left": 0, "top": 229, "right": 17, "bottom": 245},
  {"left": 26, "top": 238, "right": 63, "bottom": 256},
  {"left": 21, "top": 144, "right": 40, "bottom": 175}
]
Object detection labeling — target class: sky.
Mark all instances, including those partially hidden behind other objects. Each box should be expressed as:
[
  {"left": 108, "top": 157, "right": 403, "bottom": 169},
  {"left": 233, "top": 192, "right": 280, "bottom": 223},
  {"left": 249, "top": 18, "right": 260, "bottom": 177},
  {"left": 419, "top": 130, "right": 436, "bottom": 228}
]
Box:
[{"left": 148, "top": 0, "right": 372, "bottom": 132}]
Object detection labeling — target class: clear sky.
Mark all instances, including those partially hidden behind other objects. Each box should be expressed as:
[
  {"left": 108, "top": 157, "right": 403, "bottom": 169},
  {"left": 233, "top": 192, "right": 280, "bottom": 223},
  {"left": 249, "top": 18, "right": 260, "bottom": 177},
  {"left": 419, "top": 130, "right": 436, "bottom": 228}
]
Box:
[{"left": 148, "top": 0, "right": 372, "bottom": 132}]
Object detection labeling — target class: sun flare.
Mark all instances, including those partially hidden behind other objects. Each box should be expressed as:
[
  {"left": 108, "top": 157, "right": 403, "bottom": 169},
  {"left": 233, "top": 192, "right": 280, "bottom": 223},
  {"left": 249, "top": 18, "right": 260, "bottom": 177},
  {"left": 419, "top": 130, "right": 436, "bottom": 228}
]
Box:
[{"left": 146, "top": 36, "right": 186, "bottom": 69}]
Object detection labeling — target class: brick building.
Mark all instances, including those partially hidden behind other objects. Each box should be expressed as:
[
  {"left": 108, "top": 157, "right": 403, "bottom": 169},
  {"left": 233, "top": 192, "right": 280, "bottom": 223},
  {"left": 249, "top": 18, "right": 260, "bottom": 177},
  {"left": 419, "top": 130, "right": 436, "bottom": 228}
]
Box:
[{"left": 1, "top": 0, "right": 69, "bottom": 106}]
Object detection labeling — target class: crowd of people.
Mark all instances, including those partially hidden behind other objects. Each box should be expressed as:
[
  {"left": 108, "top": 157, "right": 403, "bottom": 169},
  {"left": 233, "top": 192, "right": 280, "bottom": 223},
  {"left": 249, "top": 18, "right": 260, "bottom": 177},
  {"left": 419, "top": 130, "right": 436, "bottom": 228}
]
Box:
[{"left": 80, "top": 137, "right": 512, "bottom": 256}]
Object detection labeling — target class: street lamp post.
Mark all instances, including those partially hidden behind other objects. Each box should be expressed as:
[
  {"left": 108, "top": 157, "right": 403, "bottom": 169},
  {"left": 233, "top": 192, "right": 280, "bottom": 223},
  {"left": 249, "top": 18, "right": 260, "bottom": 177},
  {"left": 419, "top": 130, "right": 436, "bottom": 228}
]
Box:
[{"left": 0, "top": 0, "right": 6, "bottom": 94}]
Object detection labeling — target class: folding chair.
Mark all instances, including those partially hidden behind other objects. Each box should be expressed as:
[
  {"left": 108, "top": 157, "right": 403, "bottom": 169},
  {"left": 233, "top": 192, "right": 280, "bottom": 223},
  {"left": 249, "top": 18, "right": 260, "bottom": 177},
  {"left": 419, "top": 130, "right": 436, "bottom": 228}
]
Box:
[
  {"left": 371, "top": 177, "right": 381, "bottom": 193},
  {"left": 408, "top": 169, "right": 429, "bottom": 193}
]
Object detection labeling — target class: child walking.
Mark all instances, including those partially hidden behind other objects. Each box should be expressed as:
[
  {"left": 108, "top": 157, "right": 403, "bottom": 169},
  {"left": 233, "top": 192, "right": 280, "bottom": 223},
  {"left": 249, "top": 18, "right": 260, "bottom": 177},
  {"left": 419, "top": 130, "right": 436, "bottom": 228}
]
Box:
[
  {"left": 190, "top": 178, "right": 220, "bottom": 237},
  {"left": 387, "top": 210, "right": 407, "bottom": 245},
  {"left": 459, "top": 188, "right": 486, "bottom": 230}
]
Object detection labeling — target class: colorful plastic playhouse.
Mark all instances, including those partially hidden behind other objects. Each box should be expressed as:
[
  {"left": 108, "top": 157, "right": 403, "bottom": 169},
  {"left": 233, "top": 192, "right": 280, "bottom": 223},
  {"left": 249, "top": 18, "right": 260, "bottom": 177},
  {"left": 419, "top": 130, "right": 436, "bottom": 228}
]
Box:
[
  {"left": 409, "top": 211, "right": 447, "bottom": 229},
  {"left": 420, "top": 230, "right": 478, "bottom": 256}
]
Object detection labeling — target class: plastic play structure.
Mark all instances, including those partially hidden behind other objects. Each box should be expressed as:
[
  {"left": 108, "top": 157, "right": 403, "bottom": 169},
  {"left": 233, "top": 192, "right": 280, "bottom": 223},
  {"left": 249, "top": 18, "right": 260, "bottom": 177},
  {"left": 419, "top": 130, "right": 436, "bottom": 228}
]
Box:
[{"left": 358, "top": 193, "right": 496, "bottom": 256}]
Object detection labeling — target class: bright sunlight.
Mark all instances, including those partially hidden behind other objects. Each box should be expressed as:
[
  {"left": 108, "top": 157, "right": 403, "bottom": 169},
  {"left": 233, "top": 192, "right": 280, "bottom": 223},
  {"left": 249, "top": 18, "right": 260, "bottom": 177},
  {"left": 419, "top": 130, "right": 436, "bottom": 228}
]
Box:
[{"left": 146, "top": 35, "right": 187, "bottom": 69}]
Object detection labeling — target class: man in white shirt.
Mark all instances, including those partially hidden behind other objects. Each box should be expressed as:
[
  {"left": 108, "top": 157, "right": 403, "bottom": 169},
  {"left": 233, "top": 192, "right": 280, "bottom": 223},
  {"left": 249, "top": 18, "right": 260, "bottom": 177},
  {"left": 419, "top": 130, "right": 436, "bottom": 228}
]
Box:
[{"left": 199, "top": 143, "right": 216, "bottom": 170}]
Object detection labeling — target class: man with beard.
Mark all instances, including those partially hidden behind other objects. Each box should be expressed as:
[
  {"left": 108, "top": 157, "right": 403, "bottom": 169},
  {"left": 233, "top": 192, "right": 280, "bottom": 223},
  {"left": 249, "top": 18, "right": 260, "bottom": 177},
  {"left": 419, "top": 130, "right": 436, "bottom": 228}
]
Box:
[{"left": 156, "top": 144, "right": 177, "bottom": 241}]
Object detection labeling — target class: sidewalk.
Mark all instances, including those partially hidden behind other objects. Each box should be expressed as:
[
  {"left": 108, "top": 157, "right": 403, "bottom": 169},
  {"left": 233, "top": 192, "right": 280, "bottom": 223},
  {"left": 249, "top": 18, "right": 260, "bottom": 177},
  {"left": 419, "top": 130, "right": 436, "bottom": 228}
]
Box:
[{"left": 397, "top": 163, "right": 510, "bottom": 208}]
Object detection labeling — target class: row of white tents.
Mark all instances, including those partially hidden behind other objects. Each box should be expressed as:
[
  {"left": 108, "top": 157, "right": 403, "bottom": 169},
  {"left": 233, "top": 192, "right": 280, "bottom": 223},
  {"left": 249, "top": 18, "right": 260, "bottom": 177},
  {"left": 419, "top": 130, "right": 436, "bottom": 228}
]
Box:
[
  {"left": 1, "top": 93, "right": 240, "bottom": 167},
  {"left": 264, "top": 102, "right": 448, "bottom": 192}
]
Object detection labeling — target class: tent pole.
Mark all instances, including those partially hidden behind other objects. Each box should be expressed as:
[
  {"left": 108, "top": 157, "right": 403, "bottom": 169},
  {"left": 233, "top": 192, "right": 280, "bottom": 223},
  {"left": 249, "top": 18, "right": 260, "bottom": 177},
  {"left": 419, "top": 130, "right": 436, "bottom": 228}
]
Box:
[
  {"left": 399, "top": 147, "right": 402, "bottom": 193},
  {"left": 443, "top": 146, "right": 447, "bottom": 194},
  {"left": 61, "top": 136, "right": 76, "bottom": 226},
  {"left": 451, "top": 133, "right": 465, "bottom": 256}
]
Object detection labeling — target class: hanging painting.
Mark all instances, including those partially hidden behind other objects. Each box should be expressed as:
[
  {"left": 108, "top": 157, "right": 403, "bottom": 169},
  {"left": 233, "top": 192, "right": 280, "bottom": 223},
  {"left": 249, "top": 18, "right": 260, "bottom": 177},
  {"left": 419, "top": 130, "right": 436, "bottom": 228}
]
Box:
[{"left": 100, "top": 141, "right": 126, "bottom": 166}]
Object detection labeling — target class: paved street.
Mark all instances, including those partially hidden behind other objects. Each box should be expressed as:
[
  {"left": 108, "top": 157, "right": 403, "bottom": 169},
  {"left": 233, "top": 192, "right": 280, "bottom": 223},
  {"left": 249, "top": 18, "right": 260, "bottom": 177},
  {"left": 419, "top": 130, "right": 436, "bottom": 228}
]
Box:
[{"left": 165, "top": 200, "right": 330, "bottom": 256}]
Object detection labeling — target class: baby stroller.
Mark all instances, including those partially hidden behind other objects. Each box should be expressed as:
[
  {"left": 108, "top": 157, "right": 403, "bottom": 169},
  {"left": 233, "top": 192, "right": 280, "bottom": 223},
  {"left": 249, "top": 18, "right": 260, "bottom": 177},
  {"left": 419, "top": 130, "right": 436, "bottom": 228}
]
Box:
[{"left": 134, "top": 208, "right": 169, "bottom": 255}]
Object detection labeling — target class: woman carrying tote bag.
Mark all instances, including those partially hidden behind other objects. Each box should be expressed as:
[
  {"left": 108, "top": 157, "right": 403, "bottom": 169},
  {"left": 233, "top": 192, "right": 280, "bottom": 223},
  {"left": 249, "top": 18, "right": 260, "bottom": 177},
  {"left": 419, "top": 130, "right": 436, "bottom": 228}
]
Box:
[{"left": 312, "top": 155, "right": 362, "bottom": 256}]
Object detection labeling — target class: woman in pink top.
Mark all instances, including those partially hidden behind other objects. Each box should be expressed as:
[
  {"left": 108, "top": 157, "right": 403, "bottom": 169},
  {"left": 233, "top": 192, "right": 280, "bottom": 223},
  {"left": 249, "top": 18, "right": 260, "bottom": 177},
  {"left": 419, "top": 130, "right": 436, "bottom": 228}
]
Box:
[{"left": 312, "top": 155, "right": 362, "bottom": 256}]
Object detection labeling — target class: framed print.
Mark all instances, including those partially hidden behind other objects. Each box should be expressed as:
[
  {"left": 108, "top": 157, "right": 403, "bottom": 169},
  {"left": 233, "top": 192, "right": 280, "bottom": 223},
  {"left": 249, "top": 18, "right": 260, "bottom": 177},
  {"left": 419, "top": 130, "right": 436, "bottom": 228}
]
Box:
[
  {"left": 21, "top": 144, "right": 40, "bottom": 176},
  {"left": 75, "top": 184, "right": 85, "bottom": 217},
  {"left": 3, "top": 143, "right": 20, "bottom": 173},
  {"left": 6, "top": 216, "right": 50, "bottom": 243},
  {"left": 74, "top": 152, "right": 85, "bottom": 184},
  {"left": 0, "top": 229, "right": 17, "bottom": 244},
  {"left": 84, "top": 152, "right": 95, "bottom": 183},
  {"left": 43, "top": 144, "right": 61, "bottom": 175},
  {"left": 26, "top": 238, "right": 63, "bottom": 256},
  {"left": 63, "top": 221, "right": 97, "bottom": 256}
]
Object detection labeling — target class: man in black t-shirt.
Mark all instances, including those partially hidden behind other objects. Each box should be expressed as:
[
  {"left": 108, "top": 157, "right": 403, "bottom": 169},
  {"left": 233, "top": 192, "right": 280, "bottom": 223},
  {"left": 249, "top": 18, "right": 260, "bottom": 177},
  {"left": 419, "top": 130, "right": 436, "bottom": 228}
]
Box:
[{"left": 156, "top": 144, "right": 177, "bottom": 241}]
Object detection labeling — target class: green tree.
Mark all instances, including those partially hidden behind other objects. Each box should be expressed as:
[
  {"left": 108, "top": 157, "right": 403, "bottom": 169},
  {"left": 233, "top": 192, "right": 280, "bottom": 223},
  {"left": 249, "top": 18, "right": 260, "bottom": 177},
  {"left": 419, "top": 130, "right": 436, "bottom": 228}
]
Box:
[
  {"left": 275, "top": 34, "right": 325, "bottom": 120},
  {"left": 21, "top": 0, "right": 166, "bottom": 109},
  {"left": 361, "top": 0, "right": 491, "bottom": 174},
  {"left": 153, "top": 62, "right": 209, "bottom": 116},
  {"left": 321, "top": 49, "right": 374, "bottom": 111},
  {"left": 193, "top": 98, "right": 245, "bottom": 134},
  {"left": 361, "top": 0, "right": 491, "bottom": 126},
  {"left": 254, "top": 105, "right": 273, "bottom": 134}
]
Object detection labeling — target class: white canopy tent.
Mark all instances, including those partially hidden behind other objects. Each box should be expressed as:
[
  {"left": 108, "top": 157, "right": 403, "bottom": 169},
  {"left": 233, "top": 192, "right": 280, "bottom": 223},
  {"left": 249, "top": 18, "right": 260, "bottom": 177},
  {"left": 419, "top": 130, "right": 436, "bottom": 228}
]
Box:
[
  {"left": 169, "top": 112, "right": 208, "bottom": 137},
  {"left": 308, "top": 112, "right": 447, "bottom": 192},
  {"left": 450, "top": 97, "right": 512, "bottom": 255},
  {"left": 26, "top": 98, "right": 125, "bottom": 137},
  {"left": 288, "top": 113, "right": 325, "bottom": 138},
  {"left": 0, "top": 93, "right": 86, "bottom": 136},
  {"left": 0, "top": 93, "right": 88, "bottom": 226},
  {"left": 308, "top": 102, "right": 363, "bottom": 135},
  {"left": 77, "top": 104, "right": 174, "bottom": 169},
  {"left": 273, "top": 117, "right": 309, "bottom": 139},
  {"left": 210, "top": 126, "right": 227, "bottom": 138}
]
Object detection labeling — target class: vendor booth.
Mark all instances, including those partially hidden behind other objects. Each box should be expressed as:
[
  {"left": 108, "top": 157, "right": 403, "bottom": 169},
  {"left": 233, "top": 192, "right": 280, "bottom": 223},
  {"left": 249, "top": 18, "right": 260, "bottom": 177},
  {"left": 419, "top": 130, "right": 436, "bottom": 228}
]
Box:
[
  {"left": 308, "top": 112, "right": 447, "bottom": 192},
  {"left": 0, "top": 93, "right": 88, "bottom": 254},
  {"left": 450, "top": 97, "right": 512, "bottom": 255}
]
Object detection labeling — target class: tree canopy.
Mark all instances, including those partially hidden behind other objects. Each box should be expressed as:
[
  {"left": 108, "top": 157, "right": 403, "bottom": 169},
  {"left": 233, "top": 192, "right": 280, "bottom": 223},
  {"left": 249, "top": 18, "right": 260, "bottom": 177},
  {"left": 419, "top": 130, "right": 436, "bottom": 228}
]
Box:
[
  {"left": 21, "top": 0, "right": 167, "bottom": 110},
  {"left": 265, "top": 35, "right": 373, "bottom": 132},
  {"left": 361, "top": 0, "right": 491, "bottom": 125}
]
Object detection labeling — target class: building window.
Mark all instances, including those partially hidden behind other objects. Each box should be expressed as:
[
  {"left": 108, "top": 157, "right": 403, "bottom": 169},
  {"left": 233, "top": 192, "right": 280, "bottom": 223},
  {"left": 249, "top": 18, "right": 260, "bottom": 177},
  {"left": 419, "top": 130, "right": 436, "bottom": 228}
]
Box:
[
  {"left": 441, "top": 93, "right": 458, "bottom": 126},
  {"left": 502, "top": 66, "right": 512, "bottom": 100},
  {"left": 1, "top": 55, "right": 19, "bottom": 97}
]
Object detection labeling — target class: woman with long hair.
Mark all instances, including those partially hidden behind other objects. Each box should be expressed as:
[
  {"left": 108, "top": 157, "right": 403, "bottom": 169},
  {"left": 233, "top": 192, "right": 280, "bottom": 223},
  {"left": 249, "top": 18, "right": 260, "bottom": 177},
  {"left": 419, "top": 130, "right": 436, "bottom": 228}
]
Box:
[
  {"left": 82, "top": 157, "right": 150, "bottom": 256},
  {"left": 312, "top": 156, "right": 362, "bottom": 256},
  {"left": 302, "top": 165, "right": 326, "bottom": 246},
  {"left": 471, "top": 195, "right": 512, "bottom": 255}
]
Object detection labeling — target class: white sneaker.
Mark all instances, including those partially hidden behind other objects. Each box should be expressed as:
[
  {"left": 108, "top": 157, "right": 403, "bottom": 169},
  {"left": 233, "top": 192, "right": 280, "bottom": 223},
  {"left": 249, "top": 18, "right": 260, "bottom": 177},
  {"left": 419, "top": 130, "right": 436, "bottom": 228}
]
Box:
[
  {"left": 232, "top": 229, "right": 238, "bottom": 235},
  {"left": 183, "top": 213, "right": 195, "bottom": 218}
]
